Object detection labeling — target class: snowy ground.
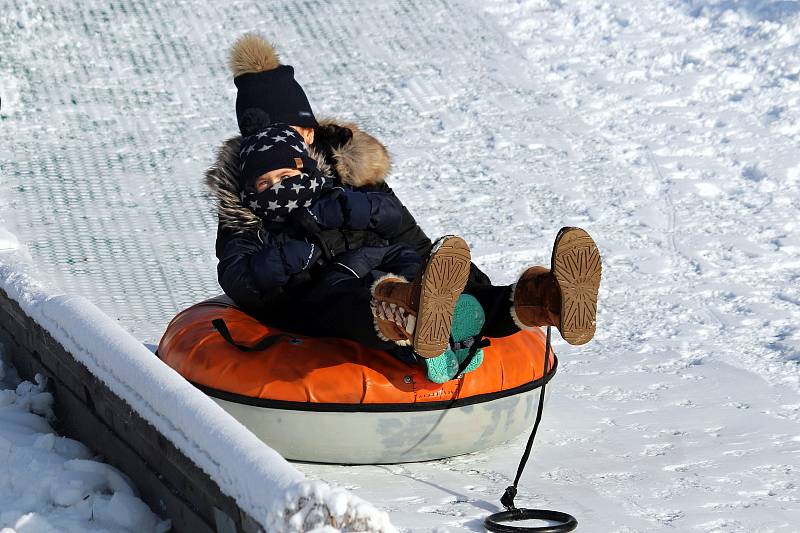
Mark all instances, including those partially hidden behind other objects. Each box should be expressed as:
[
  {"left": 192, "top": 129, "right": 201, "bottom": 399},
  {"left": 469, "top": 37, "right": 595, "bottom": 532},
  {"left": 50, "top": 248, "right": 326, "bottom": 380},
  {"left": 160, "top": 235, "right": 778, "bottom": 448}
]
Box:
[
  {"left": 0, "top": 347, "right": 170, "bottom": 532},
  {"left": 1, "top": 0, "right": 799, "bottom": 531}
]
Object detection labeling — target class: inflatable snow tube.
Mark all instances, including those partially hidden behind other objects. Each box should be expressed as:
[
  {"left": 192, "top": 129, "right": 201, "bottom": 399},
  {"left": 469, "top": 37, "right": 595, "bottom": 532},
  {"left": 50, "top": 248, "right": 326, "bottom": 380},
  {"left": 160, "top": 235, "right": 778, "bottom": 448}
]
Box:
[{"left": 158, "top": 296, "right": 557, "bottom": 464}]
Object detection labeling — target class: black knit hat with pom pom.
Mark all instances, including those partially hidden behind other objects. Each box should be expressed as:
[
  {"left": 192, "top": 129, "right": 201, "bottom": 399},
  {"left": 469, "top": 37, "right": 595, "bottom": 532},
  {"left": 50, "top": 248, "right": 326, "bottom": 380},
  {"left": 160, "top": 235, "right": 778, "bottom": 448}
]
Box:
[{"left": 229, "top": 34, "right": 318, "bottom": 134}]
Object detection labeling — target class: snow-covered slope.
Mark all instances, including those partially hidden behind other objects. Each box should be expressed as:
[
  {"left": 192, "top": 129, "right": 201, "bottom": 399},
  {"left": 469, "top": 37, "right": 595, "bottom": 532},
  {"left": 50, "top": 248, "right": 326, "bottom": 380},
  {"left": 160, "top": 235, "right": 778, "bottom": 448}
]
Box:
[{"left": 1, "top": 0, "right": 799, "bottom": 531}]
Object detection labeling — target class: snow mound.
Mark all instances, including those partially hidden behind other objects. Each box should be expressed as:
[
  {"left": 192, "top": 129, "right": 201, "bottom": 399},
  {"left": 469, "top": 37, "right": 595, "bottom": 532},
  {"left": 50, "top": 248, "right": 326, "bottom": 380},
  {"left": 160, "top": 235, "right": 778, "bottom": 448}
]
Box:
[
  {"left": 0, "top": 229, "right": 18, "bottom": 253},
  {"left": 0, "top": 364, "right": 170, "bottom": 533}
]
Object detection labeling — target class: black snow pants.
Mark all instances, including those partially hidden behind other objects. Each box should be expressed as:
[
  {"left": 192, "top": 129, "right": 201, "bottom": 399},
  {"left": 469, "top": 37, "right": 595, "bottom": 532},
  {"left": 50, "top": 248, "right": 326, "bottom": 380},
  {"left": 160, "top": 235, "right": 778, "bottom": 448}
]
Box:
[{"left": 263, "top": 260, "right": 520, "bottom": 363}]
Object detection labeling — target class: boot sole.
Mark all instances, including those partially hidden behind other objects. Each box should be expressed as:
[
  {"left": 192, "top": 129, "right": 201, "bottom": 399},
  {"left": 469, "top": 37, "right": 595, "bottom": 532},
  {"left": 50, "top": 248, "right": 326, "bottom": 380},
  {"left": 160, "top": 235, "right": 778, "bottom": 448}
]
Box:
[
  {"left": 414, "top": 236, "right": 472, "bottom": 358},
  {"left": 551, "top": 227, "right": 602, "bottom": 345}
]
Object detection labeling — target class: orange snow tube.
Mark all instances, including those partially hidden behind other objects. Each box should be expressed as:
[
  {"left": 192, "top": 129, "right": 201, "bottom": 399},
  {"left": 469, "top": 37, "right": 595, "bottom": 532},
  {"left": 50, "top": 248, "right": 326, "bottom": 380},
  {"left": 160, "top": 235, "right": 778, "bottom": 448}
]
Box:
[{"left": 158, "top": 296, "right": 558, "bottom": 463}]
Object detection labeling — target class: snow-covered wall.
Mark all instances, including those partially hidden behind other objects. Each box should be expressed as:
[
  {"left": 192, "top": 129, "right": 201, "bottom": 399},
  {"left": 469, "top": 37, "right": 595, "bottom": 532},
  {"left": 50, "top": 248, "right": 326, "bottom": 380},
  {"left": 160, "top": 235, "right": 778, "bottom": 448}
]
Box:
[{"left": 0, "top": 252, "right": 395, "bottom": 533}]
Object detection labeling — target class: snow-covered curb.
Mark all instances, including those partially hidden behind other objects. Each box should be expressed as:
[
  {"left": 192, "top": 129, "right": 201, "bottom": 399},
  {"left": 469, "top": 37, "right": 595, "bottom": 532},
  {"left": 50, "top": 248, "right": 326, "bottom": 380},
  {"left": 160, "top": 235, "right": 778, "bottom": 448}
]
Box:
[{"left": 0, "top": 254, "right": 395, "bottom": 532}]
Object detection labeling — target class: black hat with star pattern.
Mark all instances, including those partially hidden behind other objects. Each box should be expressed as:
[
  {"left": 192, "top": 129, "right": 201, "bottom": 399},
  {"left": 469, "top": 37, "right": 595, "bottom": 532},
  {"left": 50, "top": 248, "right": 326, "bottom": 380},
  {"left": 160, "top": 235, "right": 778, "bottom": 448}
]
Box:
[{"left": 238, "top": 125, "right": 317, "bottom": 190}]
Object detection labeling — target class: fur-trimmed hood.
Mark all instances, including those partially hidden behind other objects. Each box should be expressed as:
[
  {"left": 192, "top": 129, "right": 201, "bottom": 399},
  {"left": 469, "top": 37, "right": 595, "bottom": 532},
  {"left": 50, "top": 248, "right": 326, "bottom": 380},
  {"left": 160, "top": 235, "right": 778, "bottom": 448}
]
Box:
[{"left": 205, "top": 119, "right": 392, "bottom": 233}]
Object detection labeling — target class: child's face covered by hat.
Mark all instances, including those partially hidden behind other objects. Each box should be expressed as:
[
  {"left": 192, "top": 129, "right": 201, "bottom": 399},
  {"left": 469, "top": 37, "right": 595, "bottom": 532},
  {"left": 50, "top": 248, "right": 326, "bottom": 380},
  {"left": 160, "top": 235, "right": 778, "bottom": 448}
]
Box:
[{"left": 238, "top": 125, "right": 326, "bottom": 223}]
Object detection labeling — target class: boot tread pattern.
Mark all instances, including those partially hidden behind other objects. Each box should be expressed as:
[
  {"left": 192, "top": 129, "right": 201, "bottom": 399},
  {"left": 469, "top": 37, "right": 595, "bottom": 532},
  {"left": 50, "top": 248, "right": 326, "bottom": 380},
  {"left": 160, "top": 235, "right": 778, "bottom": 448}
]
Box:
[
  {"left": 552, "top": 228, "right": 601, "bottom": 346},
  {"left": 414, "top": 236, "right": 471, "bottom": 358}
]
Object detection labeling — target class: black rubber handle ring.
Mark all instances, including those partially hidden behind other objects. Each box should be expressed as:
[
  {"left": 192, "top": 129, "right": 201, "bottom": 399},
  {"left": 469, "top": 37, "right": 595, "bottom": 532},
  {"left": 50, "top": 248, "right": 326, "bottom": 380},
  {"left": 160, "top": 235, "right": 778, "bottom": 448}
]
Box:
[{"left": 484, "top": 508, "right": 578, "bottom": 533}]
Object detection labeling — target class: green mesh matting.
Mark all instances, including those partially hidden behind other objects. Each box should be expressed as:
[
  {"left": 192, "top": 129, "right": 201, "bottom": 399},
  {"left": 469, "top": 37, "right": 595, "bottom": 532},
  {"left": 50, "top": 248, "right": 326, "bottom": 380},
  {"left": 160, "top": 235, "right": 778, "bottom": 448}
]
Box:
[{"left": 0, "top": 0, "right": 539, "bottom": 342}]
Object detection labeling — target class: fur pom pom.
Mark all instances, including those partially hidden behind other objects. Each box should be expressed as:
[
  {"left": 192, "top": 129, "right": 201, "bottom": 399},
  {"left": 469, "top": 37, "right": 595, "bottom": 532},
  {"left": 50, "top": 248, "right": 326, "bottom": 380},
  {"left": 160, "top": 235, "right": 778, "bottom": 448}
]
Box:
[
  {"left": 239, "top": 108, "right": 272, "bottom": 136},
  {"left": 229, "top": 34, "right": 280, "bottom": 77}
]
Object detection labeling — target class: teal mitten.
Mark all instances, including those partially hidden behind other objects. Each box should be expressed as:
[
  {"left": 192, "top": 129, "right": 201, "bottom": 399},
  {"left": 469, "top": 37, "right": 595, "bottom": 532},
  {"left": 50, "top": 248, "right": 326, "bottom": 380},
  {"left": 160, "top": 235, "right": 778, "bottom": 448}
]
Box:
[{"left": 424, "top": 293, "right": 485, "bottom": 384}]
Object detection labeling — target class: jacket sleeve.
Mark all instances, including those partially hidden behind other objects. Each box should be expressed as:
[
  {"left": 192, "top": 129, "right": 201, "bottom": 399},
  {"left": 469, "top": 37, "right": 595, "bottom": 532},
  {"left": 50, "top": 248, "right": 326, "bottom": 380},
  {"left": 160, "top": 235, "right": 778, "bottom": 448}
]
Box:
[
  {"left": 307, "top": 189, "right": 404, "bottom": 237},
  {"left": 368, "top": 182, "right": 433, "bottom": 257},
  {"left": 361, "top": 182, "right": 489, "bottom": 283},
  {"left": 215, "top": 223, "right": 320, "bottom": 310},
  {"left": 335, "top": 182, "right": 491, "bottom": 284}
]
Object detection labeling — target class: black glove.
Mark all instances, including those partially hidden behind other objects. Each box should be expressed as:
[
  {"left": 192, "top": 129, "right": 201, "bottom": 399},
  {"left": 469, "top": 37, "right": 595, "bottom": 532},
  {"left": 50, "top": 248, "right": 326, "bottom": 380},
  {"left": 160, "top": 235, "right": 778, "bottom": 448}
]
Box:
[
  {"left": 285, "top": 207, "right": 343, "bottom": 261},
  {"left": 285, "top": 206, "right": 323, "bottom": 238},
  {"left": 286, "top": 187, "right": 347, "bottom": 236}
]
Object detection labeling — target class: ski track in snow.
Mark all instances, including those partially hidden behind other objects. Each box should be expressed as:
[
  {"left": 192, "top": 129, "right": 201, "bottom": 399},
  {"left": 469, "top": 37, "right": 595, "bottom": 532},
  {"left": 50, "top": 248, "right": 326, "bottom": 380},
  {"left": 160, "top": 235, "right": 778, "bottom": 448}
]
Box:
[{"left": 2, "top": 0, "right": 800, "bottom": 531}]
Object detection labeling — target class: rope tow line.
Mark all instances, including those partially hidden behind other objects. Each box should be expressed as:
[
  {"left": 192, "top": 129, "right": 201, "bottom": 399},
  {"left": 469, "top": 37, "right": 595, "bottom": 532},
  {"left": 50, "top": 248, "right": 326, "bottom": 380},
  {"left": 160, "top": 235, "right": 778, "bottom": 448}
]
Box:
[{"left": 484, "top": 326, "right": 578, "bottom": 533}]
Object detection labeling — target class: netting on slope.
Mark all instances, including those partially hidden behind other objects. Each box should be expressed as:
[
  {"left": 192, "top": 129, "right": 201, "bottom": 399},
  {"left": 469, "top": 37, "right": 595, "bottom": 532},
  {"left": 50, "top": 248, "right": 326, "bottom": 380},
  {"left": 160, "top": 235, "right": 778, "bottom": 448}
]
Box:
[{"left": 1, "top": 0, "right": 542, "bottom": 343}]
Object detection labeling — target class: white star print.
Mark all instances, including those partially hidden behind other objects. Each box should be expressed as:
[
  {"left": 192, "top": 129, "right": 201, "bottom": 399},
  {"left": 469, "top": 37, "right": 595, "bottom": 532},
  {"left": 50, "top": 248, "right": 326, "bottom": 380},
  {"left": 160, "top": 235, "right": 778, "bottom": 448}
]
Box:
[
  {"left": 257, "top": 131, "right": 269, "bottom": 138},
  {"left": 290, "top": 144, "right": 304, "bottom": 153},
  {"left": 272, "top": 180, "right": 284, "bottom": 192},
  {"left": 285, "top": 200, "right": 298, "bottom": 210},
  {"left": 291, "top": 183, "right": 304, "bottom": 194},
  {"left": 257, "top": 144, "right": 273, "bottom": 152},
  {"left": 249, "top": 200, "right": 260, "bottom": 210},
  {"left": 240, "top": 191, "right": 246, "bottom": 202},
  {"left": 268, "top": 200, "right": 281, "bottom": 210},
  {"left": 283, "top": 129, "right": 295, "bottom": 137},
  {"left": 244, "top": 145, "right": 256, "bottom": 155},
  {"left": 303, "top": 199, "right": 313, "bottom": 207},
  {"left": 271, "top": 134, "right": 287, "bottom": 143}
]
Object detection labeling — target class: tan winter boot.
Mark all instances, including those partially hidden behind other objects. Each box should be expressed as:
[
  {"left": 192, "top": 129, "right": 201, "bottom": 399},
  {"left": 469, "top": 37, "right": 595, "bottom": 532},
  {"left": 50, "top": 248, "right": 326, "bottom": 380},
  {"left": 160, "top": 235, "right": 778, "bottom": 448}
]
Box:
[
  {"left": 371, "top": 235, "right": 472, "bottom": 358},
  {"left": 511, "top": 227, "right": 601, "bottom": 345},
  {"left": 370, "top": 275, "right": 415, "bottom": 347}
]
